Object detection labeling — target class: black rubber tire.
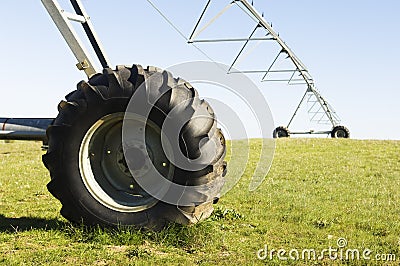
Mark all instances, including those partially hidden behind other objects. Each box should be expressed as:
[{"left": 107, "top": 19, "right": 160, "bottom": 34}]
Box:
[
  {"left": 273, "top": 126, "right": 290, "bottom": 138},
  {"left": 42, "top": 65, "right": 226, "bottom": 230},
  {"left": 331, "top": 125, "right": 350, "bottom": 138}
]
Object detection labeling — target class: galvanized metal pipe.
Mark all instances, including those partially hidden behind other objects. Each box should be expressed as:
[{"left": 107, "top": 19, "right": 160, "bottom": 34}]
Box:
[
  {"left": 41, "top": 0, "right": 97, "bottom": 77},
  {"left": 0, "top": 118, "right": 53, "bottom": 141}
]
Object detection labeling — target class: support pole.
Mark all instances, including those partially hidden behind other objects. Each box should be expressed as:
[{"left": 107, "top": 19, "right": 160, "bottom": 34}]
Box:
[
  {"left": 69, "top": 0, "right": 111, "bottom": 69},
  {"left": 287, "top": 89, "right": 309, "bottom": 128}
]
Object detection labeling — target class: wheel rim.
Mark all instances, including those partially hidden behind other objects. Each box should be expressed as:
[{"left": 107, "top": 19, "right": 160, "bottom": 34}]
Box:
[
  {"left": 79, "top": 113, "right": 174, "bottom": 212},
  {"left": 335, "top": 129, "right": 346, "bottom": 138},
  {"left": 276, "top": 129, "right": 287, "bottom": 138}
]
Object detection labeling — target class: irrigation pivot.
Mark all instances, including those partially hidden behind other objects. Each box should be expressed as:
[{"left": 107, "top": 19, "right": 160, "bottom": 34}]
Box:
[{"left": 0, "top": 0, "right": 349, "bottom": 230}]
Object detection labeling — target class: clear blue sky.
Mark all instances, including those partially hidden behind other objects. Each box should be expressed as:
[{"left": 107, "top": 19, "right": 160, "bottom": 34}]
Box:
[{"left": 0, "top": 0, "right": 399, "bottom": 139}]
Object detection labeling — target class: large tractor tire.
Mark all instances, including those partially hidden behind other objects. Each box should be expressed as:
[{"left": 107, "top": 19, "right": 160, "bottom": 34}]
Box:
[
  {"left": 273, "top": 126, "right": 290, "bottom": 138},
  {"left": 331, "top": 125, "right": 350, "bottom": 138},
  {"left": 42, "top": 65, "right": 227, "bottom": 230}
]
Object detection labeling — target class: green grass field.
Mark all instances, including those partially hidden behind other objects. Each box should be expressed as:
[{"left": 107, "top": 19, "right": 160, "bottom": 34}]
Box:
[{"left": 0, "top": 139, "right": 399, "bottom": 265}]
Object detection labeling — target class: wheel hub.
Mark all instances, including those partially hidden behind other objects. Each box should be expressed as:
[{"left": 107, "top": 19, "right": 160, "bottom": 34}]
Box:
[
  {"left": 126, "top": 147, "right": 145, "bottom": 170},
  {"left": 335, "top": 130, "right": 346, "bottom": 138}
]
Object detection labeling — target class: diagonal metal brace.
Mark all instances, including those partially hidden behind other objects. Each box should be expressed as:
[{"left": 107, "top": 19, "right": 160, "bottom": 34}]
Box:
[{"left": 41, "top": 0, "right": 111, "bottom": 78}]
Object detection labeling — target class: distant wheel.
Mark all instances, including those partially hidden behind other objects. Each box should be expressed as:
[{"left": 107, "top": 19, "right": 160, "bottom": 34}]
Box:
[
  {"left": 42, "top": 65, "right": 226, "bottom": 229},
  {"left": 273, "top": 126, "right": 290, "bottom": 138},
  {"left": 331, "top": 125, "right": 350, "bottom": 138}
]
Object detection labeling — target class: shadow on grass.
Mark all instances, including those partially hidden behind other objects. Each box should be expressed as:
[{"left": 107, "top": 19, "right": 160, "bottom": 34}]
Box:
[
  {"left": 0, "top": 214, "right": 220, "bottom": 250},
  {"left": 0, "top": 214, "right": 66, "bottom": 232}
]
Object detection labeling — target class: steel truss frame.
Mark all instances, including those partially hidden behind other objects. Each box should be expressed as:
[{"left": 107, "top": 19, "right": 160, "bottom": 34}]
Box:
[{"left": 188, "top": 0, "right": 343, "bottom": 135}]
